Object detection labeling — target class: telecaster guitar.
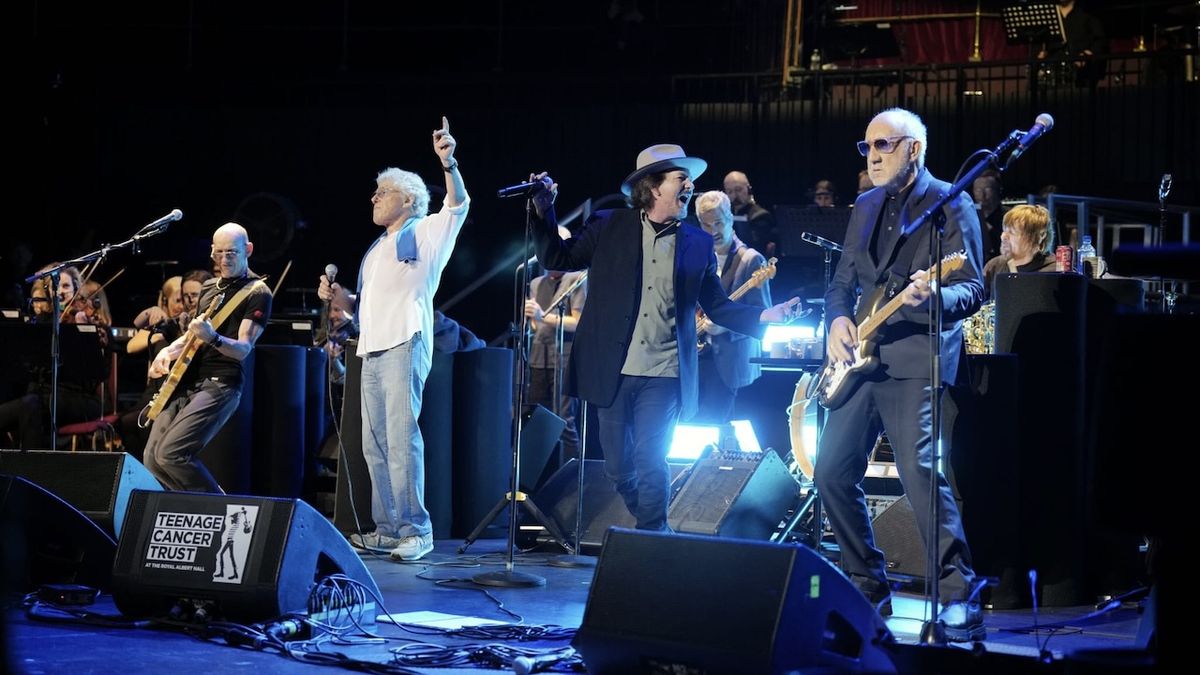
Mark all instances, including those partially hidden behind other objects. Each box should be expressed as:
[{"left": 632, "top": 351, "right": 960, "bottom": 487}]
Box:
[
  {"left": 696, "top": 257, "right": 777, "bottom": 351},
  {"left": 138, "top": 293, "right": 224, "bottom": 428},
  {"left": 808, "top": 252, "right": 965, "bottom": 410}
]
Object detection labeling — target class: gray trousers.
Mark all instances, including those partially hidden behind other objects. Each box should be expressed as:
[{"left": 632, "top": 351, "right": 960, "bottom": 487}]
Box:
[{"left": 143, "top": 378, "right": 240, "bottom": 493}]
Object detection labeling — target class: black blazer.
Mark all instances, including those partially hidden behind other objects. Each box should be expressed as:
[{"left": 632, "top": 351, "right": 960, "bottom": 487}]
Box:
[
  {"left": 825, "top": 168, "right": 985, "bottom": 384},
  {"left": 534, "top": 207, "right": 765, "bottom": 420}
]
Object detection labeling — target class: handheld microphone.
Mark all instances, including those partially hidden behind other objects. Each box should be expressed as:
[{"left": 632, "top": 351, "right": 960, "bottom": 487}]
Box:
[
  {"left": 1010, "top": 113, "right": 1054, "bottom": 162},
  {"left": 800, "top": 231, "right": 844, "bottom": 252},
  {"left": 140, "top": 209, "right": 183, "bottom": 234},
  {"left": 512, "top": 653, "right": 564, "bottom": 675},
  {"left": 497, "top": 180, "right": 546, "bottom": 199},
  {"left": 317, "top": 263, "right": 338, "bottom": 345}
]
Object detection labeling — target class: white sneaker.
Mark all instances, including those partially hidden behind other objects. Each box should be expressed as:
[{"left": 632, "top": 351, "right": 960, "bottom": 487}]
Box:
[
  {"left": 389, "top": 533, "right": 434, "bottom": 561},
  {"left": 349, "top": 532, "right": 402, "bottom": 553}
]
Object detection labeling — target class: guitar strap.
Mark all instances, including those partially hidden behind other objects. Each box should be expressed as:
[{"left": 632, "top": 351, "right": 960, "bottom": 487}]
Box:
[
  {"left": 877, "top": 227, "right": 927, "bottom": 299},
  {"left": 209, "top": 279, "right": 267, "bottom": 333}
]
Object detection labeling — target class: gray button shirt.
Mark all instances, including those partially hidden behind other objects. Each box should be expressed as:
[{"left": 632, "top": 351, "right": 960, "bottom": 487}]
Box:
[{"left": 621, "top": 213, "right": 680, "bottom": 378}]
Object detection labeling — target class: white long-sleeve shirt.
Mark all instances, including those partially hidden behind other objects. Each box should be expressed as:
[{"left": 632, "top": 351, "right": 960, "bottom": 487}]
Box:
[{"left": 356, "top": 196, "right": 470, "bottom": 368}]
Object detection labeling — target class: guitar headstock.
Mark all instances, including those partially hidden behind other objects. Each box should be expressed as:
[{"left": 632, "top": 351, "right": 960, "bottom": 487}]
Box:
[
  {"left": 753, "top": 257, "right": 779, "bottom": 283},
  {"left": 202, "top": 293, "right": 225, "bottom": 319},
  {"left": 932, "top": 251, "right": 966, "bottom": 280}
]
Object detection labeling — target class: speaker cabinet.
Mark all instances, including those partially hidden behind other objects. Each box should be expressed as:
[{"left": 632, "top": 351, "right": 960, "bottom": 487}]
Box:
[
  {"left": 872, "top": 495, "right": 925, "bottom": 579},
  {"left": 526, "top": 459, "right": 634, "bottom": 551},
  {"left": 667, "top": 450, "right": 799, "bottom": 540},
  {"left": 1, "top": 474, "right": 117, "bottom": 592},
  {"left": 519, "top": 404, "right": 567, "bottom": 493},
  {"left": 0, "top": 449, "right": 162, "bottom": 537},
  {"left": 574, "top": 528, "right": 895, "bottom": 674},
  {"left": 112, "top": 490, "right": 380, "bottom": 622}
]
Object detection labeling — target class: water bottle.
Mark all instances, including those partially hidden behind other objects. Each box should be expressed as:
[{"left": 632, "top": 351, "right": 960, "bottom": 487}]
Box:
[
  {"left": 1077, "top": 235, "right": 1098, "bottom": 277},
  {"left": 810, "top": 50, "right": 822, "bottom": 71}
]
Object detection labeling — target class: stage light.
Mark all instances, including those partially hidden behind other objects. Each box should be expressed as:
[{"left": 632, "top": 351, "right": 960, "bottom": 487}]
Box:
[
  {"left": 729, "top": 419, "right": 762, "bottom": 453},
  {"left": 667, "top": 424, "right": 720, "bottom": 461}
]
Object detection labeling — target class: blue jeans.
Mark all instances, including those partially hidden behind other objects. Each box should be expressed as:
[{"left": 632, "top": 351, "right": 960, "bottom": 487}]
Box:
[
  {"left": 359, "top": 332, "right": 432, "bottom": 539},
  {"left": 596, "top": 376, "right": 682, "bottom": 531}
]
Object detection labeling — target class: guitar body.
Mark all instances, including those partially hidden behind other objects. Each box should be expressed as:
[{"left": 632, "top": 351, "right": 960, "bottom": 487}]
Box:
[
  {"left": 809, "top": 252, "right": 967, "bottom": 410},
  {"left": 138, "top": 294, "right": 224, "bottom": 428}
]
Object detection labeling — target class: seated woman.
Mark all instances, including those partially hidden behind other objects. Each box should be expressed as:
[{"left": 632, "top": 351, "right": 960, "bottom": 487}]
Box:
[
  {"left": 127, "top": 276, "right": 186, "bottom": 355},
  {"left": 982, "top": 204, "right": 1058, "bottom": 299}
]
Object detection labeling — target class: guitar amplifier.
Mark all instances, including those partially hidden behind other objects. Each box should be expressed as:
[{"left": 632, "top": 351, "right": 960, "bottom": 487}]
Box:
[{"left": 667, "top": 449, "right": 800, "bottom": 540}]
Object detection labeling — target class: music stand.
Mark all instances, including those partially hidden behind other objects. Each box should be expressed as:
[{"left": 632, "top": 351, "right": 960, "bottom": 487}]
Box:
[{"left": 1001, "top": 4, "right": 1064, "bottom": 48}]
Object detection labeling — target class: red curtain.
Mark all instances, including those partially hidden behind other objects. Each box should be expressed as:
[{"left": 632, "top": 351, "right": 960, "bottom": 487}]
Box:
[{"left": 828, "top": 0, "right": 1026, "bottom": 66}]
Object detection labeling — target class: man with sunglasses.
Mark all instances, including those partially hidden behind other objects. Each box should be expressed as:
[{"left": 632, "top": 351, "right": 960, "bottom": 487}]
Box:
[
  {"left": 143, "top": 223, "right": 272, "bottom": 493},
  {"left": 816, "top": 108, "right": 986, "bottom": 641}
]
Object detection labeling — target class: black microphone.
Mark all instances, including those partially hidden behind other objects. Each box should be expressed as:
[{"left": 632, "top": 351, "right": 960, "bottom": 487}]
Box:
[
  {"left": 497, "top": 180, "right": 546, "bottom": 199},
  {"left": 1010, "top": 113, "right": 1054, "bottom": 162},
  {"left": 800, "top": 231, "right": 844, "bottom": 252},
  {"left": 140, "top": 209, "right": 183, "bottom": 234}
]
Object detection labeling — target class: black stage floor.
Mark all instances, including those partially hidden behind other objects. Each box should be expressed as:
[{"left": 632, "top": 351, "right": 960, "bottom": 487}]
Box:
[{"left": 4, "top": 536, "right": 1154, "bottom": 674}]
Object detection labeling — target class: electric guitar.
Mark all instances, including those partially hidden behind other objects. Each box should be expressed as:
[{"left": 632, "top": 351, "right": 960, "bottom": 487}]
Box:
[
  {"left": 697, "top": 257, "right": 777, "bottom": 352},
  {"left": 138, "top": 293, "right": 224, "bottom": 428},
  {"left": 808, "top": 252, "right": 966, "bottom": 410}
]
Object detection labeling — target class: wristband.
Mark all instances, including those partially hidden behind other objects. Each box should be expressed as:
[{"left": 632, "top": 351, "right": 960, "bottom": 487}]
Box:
[{"left": 442, "top": 160, "right": 458, "bottom": 173}]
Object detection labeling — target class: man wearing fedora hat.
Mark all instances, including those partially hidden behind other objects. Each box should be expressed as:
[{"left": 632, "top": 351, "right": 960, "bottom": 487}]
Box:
[{"left": 527, "top": 144, "right": 801, "bottom": 532}]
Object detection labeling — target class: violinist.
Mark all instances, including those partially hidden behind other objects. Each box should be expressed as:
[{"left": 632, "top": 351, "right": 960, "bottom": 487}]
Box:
[
  {"left": 128, "top": 276, "right": 186, "bottom": 356},
  {"left": 0, "top": 263, "right": 103, "bottom": 448}
]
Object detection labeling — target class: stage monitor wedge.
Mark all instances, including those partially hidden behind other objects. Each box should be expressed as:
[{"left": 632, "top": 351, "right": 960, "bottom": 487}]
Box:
[
  {"left": 575, "top": 528, "right": 895, "bottom": 674},
  {"left": 112, "top": 490, "right": 380, "bottom": 623}
]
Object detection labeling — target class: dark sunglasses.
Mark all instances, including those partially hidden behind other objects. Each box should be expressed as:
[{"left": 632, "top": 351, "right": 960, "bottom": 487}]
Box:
[{"left": 857, "top": 135, "right": 913, "bottom": 157}]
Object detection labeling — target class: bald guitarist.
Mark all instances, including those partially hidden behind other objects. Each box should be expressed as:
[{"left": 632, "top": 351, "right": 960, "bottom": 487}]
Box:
[
  {"left": 693, "top": 191, "right": 772, "bottom": 423},
  {"left": 143, "top": 222, "right": 272, "bottom": 493}
]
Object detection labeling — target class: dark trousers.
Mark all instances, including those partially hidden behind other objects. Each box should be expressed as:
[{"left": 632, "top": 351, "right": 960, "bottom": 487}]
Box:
[
  {"left": 596, "top": 375, "right": 681, "bottom": 531},
  {"left": 814, "top": 376, "right": 976, "bottom": 601},
  {"left": 143, "top": 378, "right": 240, "bottom": 493},
  {"left": 0, "top": 389, "right": 100, "bottom": 449}
]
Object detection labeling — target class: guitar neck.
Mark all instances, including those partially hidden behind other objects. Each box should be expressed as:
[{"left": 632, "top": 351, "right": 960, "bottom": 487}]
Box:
[
  {"left": 858, "top": 290, "right": 908, "bottom": 340},
  {"left": 857, "top": 253, "right": 964, "bottom": 340}
]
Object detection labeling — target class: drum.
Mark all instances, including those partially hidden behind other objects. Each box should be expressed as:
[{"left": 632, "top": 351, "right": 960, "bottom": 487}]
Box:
[{"left": 788, "top": 373, "right": 818, "bottom": 480}]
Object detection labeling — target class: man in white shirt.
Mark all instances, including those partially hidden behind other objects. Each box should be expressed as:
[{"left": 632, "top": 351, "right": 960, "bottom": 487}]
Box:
[{"left": 318, "top": 118, "right": 468, "bottom": 561}]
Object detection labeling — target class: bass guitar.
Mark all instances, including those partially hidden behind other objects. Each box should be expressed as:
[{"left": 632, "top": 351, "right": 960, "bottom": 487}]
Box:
[
  {"left": 138, "top": 293, "right": 224, "bottom": 428},
  {"left": 808, "top": 252, "right": 965, "bottom": 410},
  {"left": 697, "top": 257, "right": 777, "bottom": 352}
]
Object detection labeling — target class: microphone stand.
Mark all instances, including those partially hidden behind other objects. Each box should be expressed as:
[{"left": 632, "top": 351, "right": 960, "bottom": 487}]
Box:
[
  {"left": 471, "top": 196, "right": 548, "bottom": 588},
  {"left": 24, "top": 223, "right": 170, "bottom": 450},
  {"left": 794, "top": 232, "right": 845, "bottom": 548},
  {"left": 901, "top": 129, "right": 1024, "bottom": 645},
  {"left": 545, "top": 272, "right": 596, "bottom": 569}
]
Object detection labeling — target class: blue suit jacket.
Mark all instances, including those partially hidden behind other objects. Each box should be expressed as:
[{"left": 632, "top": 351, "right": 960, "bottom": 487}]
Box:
[
  {"left": 709, "top": 238, "right": 770, "bottom": 391},
  {"left": 825, "top": 168, "right": 985, "bottom": 384},
  {"left": 534, "top": 207, "right": 765, "bottom": 420}
]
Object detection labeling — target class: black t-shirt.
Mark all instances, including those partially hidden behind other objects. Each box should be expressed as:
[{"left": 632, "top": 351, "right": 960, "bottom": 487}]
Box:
[{"left": 192, "top": 273, "right": 272, "bottom": 387}]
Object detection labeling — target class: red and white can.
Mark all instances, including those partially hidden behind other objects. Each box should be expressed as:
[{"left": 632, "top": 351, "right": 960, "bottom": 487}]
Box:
[{"left": 1055, "top": 245, "right": 1073, "bottom": 273}]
